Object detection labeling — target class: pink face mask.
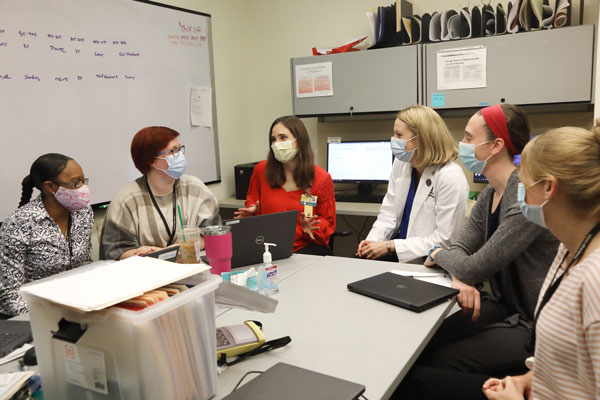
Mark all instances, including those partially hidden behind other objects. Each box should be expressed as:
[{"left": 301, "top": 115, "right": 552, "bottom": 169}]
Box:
[{"left": 54, "top": 185, "right": 91, "bottom": 212}]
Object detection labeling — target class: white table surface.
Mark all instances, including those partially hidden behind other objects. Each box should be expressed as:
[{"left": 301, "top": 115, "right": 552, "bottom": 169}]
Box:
[{"left": 214, "top": 255, "right": 455, "bottom": 400}]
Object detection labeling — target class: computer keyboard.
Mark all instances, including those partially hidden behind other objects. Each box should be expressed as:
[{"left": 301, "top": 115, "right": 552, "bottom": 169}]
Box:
[{"left": 334, "top": 193, "right": 385, "bottom": 204}]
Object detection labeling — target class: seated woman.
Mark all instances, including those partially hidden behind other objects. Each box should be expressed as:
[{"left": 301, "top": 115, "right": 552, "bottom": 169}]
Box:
[
  {"left": 101, "top": 126, "right": 220, "bottom": 260},
  {"left": 0, "top": 153, "right": 93, "bottom": 317},
  {"left": 356, "top": 105, "right": 469, "bottom": 262},
  {"left": 398, "top": 105, "right": 560, "bottom": 399},
  {"left": 483, "top": 125, "right": 600, "bottom": 399},
  {"left": 234, "top": 115, "right": 335, "bottom": 255}
]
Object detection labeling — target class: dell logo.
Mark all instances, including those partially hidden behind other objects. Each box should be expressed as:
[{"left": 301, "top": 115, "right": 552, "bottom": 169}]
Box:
[
  {"left": 255, "top": 236, "right": 264, "bottom": 245},
  {"left": 396, "top": 284, "right": 407, "bottom": 289}
]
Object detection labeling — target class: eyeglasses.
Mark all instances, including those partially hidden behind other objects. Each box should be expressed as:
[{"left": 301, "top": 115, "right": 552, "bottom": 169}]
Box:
[
  {"left": 54, "top": 177, "right": 89, "bottom": 189},
  {"left": 157, "top": 145, "right": 185, "bottom": 157}
]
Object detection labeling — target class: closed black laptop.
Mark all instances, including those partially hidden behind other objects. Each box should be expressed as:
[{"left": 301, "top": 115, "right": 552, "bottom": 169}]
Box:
[
  {"left": 0, "top": 320, "right": 33, "bottom": 358},
  {"left": 222, "top": 362, "right": 366, "bottom": 400},
  {"left": 224, "top": 210, "right": 298, "bottom": 268},
  {"left": 347, "top": 272, "right": 458, "bottom": 312}
]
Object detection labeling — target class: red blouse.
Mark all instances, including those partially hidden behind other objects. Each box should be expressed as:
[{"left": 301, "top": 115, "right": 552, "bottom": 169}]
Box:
[{"left": 245, "top": 160, "right": 336, "bottom": 252}]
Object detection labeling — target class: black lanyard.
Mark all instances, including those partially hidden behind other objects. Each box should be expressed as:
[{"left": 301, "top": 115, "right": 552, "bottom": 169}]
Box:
[
  {"left": 146, "top": 176, "right": 178, "bottom": 246},
  {"left": 529, "top": 222, "right": 600, "bottom": 353}
]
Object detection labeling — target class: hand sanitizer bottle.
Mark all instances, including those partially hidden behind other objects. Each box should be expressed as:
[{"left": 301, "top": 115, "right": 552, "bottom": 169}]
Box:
[{"left": 258, "top": 243, "right": 278, "bottom": 295}]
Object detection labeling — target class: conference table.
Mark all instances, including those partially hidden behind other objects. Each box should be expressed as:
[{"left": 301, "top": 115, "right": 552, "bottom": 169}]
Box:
[
  {"left": 1, "top": 254, "right": 455, "bottom": 400},
  {"left": 214, "top": 254, "right": 456, "bottom": 400}
]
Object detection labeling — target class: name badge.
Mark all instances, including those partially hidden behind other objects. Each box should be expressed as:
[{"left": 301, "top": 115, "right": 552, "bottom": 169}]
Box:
[{"left": 300, "top": 194, "right": 318, "bottom": 217}]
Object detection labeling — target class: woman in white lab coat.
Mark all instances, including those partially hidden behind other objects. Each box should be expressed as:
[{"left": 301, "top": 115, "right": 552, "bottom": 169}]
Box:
[{"left": 356, "top": 105, "right": 469, "bottom": 263}]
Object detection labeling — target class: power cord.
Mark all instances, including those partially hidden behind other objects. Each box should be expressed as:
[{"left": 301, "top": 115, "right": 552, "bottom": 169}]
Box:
[
  {"left": 230, "top": 370, "right": 264, "bottom": 393},
  {"left": 341, "top": 214, "right": 373, "bottom": 245},
  {"left": 360, "top": 394, "right": 369, "bottom": 400}
]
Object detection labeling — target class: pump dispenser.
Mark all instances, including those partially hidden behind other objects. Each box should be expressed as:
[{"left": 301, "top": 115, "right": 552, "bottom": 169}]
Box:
[{"left": 258, "top": 242, "right": 278, "bottom": 295}]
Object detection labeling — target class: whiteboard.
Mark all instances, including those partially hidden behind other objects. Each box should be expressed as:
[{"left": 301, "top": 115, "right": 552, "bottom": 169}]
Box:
[{"left": 0, "top": 0, "right": 220, "bottom": 220}]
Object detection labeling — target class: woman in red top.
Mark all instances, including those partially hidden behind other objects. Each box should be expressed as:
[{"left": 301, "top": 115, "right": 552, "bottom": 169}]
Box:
[{"left": 235, "top": 115, "right": 335, "bottom": 255}]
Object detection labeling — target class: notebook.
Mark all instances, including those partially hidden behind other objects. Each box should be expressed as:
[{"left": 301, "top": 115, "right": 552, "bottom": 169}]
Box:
[
  {"left": 222, "top": 362, "right": 366, "bottom": 400},
  {"left": 0, "top": 320, "right": 32, "bottom": 358},
  {"left": 224, "top": 210, "right": 297, "bottom": 268},
  {"left": 347, "top": 272, "right": 458, "bottom": 313}
]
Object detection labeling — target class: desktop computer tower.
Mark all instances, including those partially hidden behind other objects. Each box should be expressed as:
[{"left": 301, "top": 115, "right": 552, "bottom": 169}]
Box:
[{"left": 234, "top": 162, "right": 258, "bottom": 200}]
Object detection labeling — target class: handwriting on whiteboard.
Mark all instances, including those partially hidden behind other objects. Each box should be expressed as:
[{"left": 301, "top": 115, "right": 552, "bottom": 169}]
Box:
[{"left": 0, "top": 28, "right": 141, "bottom": 83}]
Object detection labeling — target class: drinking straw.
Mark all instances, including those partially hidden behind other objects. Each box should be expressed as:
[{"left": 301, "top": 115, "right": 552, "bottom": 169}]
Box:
[{"left": 177, "top": 204, "right": 186, "bottom": 241}]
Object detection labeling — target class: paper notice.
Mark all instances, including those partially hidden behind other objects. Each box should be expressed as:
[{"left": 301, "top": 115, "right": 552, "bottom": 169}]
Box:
[
  {"left": 295, "top": 62, "right": 334, "bottom": 98},
  {"left": 190, "top": 86, "right": 212, "bottom": 127},
  {"left": 63, "top": 342, "right": 109, "bottom": 395},
  {"left": 437, "top": 47, "right": 487, "bottom": 90}
]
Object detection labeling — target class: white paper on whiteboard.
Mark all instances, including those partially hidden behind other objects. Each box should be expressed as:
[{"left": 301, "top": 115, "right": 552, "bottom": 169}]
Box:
[
  {"left": 190, "top": 85, "right": 212, "bottom": 127},
  {"left": 437, "top": 47, "right": 486, "bottom": 90},
  {"left": 295, "top": 61, "right": 334, "bottom": 98}
]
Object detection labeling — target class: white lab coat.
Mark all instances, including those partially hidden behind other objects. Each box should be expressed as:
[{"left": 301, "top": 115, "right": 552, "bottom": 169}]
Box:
[{"left": 366, "top": 160, "right": 469, "bottom": 263}]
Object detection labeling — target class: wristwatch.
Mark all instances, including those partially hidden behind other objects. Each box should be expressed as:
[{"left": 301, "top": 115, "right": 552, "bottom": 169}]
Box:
[{"left": 386, "top": 241, "right": 392, "bottom": 255}]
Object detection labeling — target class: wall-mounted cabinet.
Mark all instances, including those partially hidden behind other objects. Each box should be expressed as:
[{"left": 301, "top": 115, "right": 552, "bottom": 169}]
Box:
[
  {"left": 291, "top": 46, "right": 421, "bottom": 116},
  {"left": 291, "top": 25, "right": 595, "bottom": 116},
  {"left": 425, "top": 25, "right": 594, "bottom": 109}
]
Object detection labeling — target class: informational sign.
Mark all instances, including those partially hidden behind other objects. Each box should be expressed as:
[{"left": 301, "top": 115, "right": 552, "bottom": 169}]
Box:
[
  {"left": 295, "top": 62, "right": 334, "bottom": 98},
  {"left": 437, "top": 47, "right": 486, "bottom": 90}
]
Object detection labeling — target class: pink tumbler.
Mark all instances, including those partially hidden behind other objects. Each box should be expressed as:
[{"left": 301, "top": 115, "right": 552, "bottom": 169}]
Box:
[{"left": 202, "top": 225, "right": 232, "bottom": 275}]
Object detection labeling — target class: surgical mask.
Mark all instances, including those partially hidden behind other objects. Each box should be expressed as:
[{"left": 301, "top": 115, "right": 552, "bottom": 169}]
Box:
[
  {"left": 154, "top": 152, "right": 187, "bottom": 179},
  {"left": 54, "top": 185, "right": 91, "bottom": 212},
  {"left": 517, "top": 181, "right": 549, "bottom": 228},
  {"left": 391, "top": 136, "right": 418, "bottom": 163},
  {"left": 271, "top": 139, "right": 298, "bottom": 163},
  {"left": 459, "top": 141, "right": 492, "bottom": 174}
]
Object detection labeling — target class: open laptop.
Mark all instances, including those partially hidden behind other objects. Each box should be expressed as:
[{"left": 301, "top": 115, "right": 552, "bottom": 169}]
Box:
[
  {"left": 0, "top": 320, "right": 33, "bottom": 358},
  {"left": 347, "top": 272, "right": 458, "bottom": 313},
  {"left": 224, "top": 210, "right": 297, "bottom": 268},
  {"left": 222, "top": 362, "right": 366, "bottom": 400},
  {"left": 143, "top": 245, "right": 179, "bottom": 262}
]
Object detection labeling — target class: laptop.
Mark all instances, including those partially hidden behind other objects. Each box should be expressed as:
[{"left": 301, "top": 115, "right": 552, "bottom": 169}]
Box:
[
  {"left": 347, "top": 272, "right": 458, "bottom": 313},
  {"left": 224, "top": 210, "right": 298, "bottom": 268},
  {"left": 0, "top": 320, "right": 33, "bottom": 358},
  {"left": 222, "top": 362, "right": 366, "bottom": 400},
  {"left": 143, "top": 245, "right": 179, "bottom": 262}
]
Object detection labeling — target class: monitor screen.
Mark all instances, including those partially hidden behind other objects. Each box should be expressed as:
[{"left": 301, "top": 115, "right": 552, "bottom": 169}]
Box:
[
  {"left": 327, "top": 141, "right": 393, "bottom": 183},
  {"left": 473, "top": 154, "right": 521, "bottom": 183}
]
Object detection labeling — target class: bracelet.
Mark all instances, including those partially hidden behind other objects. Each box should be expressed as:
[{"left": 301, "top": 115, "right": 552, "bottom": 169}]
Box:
[
  {"left": 427, "top": 246, "right": 441, "bottom": 262},
  {"left": 386, "top": 241, "right": 392, "bottom": 255}
]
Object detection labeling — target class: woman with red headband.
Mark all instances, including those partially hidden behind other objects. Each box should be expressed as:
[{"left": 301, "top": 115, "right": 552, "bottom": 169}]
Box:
[{"left": 395, "top": 104, "right": 559, "bottom": 399}]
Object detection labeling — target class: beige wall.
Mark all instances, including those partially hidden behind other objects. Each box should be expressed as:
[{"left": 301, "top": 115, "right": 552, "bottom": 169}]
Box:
[{"left": 154, "top": 0, "right": 598, "bottom": 198}]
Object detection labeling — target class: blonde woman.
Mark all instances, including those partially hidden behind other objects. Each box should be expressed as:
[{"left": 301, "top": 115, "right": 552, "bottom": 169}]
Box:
[
  {"left": 483, "top": 125, "right": 600, "bottom": 400},
  {"left": 356, "top": 105, "right": 469, "bottom": 262}
]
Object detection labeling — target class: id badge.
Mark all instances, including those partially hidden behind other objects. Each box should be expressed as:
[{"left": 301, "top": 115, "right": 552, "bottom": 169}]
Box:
[{"left": 300, "top": 194, "right": 318, "bottom": 217}]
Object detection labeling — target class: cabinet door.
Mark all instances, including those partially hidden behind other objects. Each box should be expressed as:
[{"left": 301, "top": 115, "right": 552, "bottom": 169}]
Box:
[
  {"left": 292, "top": 46, "right": 420, "bottom": 116},
  {"left": 425, "top": 25, "right": 594, "bottom": 109}
]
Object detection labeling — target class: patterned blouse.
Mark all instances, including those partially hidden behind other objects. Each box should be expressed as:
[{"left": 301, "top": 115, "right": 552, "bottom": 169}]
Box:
[{"left": 0, "top": 197, "right": 93, "bottom": 316}]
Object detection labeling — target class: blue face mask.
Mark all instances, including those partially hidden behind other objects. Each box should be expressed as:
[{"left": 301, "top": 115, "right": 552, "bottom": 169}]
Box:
[
  {"left": 459, "top": 141, "right": 492, "bottom": 174},
  {"left": 517, "top": 181, "right": 549, "bottom": 228},
  {"left": 391, "top": 136, "right": 418, "bottom": 163},
  {"left": 155, "top": 152, "right": 187, "bottom": 179}
]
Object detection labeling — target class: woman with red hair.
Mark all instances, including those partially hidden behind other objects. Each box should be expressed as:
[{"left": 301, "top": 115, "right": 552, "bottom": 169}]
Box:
[{"left": 100, "top": 126, "right": 220, "bottom": 260}]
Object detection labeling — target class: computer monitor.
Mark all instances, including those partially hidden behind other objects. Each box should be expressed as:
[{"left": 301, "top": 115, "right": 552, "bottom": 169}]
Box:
[
  {"left": 473, "top": 154, "right": 521, "bottom": 183},
  {"left": 327, "top": 140, "right": 393, "bottom": 184}
]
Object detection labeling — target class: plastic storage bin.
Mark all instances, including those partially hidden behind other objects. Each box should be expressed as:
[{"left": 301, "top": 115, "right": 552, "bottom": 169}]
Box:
[{"left": 22, "top": 273, "right": 221, "bottom": 400}]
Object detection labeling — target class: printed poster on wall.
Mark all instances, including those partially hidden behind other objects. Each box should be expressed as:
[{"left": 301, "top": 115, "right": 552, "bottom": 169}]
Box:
[
  {"left": 437, "top": 47, "right": 486, "bottom": 91},
  {"left": 295, "top": 62, "right": 334, "bottom": 98}
]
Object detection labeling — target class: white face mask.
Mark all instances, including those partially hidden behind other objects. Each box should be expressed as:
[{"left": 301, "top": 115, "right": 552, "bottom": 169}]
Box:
[{"left": 271, "top": 139, "right": 298, "bottom": 163}]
